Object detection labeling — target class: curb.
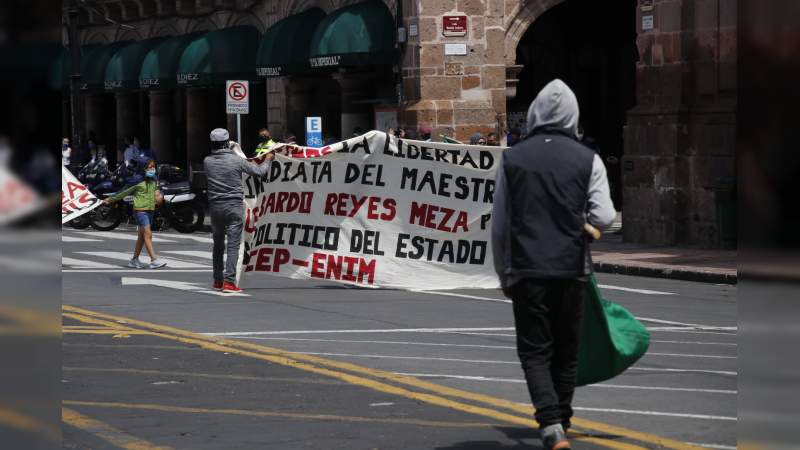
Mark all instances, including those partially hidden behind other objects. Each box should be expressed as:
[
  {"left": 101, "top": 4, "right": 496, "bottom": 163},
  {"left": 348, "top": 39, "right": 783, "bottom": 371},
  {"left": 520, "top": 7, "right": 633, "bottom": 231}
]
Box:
[{"left": 593, "top": 262, "right": 737, "bottom": 285}]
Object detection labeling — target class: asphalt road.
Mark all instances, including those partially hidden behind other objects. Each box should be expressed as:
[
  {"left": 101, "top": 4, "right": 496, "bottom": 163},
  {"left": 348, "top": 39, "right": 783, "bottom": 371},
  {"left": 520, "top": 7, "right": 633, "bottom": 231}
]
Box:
[{"left": 62, "top": 226, "right": 737, "bottom": 450}]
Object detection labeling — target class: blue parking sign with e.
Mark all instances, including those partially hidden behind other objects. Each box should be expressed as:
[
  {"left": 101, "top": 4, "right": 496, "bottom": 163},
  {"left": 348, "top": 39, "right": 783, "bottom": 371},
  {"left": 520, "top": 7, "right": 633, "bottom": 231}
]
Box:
[{"left": 306, "top": 117, "right": 322, "bottom": 148}]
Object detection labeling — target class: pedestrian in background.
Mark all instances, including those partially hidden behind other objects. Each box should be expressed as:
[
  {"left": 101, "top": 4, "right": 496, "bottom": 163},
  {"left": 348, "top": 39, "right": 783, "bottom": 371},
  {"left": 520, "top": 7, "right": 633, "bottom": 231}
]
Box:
[
  {"left": 469, "top": 133, "right": 486, "bottom": 145},
  {"left": 104, "top": 159, "right": 166, "bottom": 269},
  {"left": 491, "top": 79, "right": 615, "bottom": 450},
  {"left": 507, "top": 128, "right": 522, "bottom": 146},
  {"left": 203, "top": 128, "right": 270, "bottom": 293},
  {"left": 62, "top": 137, "right": 71, "bottom": 167},
  {"left": 487, "top": 132, "right": 500, "bottom": 146}
]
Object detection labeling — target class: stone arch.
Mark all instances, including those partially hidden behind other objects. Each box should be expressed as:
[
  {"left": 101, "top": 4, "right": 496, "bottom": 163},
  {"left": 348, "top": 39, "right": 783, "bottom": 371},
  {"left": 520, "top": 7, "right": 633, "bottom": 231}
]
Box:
[
  {"left": 151, "top": 23, "right": 181, "bottom": 38},
  {"left": 504, "top": 0, "right": 566, "bottom": 65},
  {"left": 228, "top": 11, "right": 266, "bottom": 32},
  {"left": 187, "top": 16, "right": 219, "bottom": 33},
  {"left": 83, "top": 31, "right": 112, "bottom": 45},
  {"left": 116, "top": 28, "right": 144, "bottom": 42}
]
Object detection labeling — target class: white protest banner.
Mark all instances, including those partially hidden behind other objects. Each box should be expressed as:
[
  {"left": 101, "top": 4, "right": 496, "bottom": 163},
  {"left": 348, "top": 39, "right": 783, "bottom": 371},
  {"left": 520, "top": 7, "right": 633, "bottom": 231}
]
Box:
[
  {"left": 61, "top": 166, "right": 102, "bottom": 224},
  {"left": 0, "top": 166, "right": 43, "bottom": 225},
  {"left": 238, "top": 131, "right": 503, "bottom": 290}
]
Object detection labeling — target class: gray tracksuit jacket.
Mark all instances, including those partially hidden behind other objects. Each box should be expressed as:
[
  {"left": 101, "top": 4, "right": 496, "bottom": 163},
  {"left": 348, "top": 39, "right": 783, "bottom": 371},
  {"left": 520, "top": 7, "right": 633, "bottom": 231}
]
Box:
[{"left": 203, "top": 147, "right": 269, "bottom": 207}]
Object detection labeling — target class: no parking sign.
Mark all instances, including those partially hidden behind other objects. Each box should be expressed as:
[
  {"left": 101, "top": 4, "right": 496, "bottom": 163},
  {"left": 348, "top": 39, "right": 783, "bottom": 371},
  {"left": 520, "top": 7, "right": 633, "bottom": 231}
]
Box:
[{"left": 226, "top": 80, "right": 249, "bottom": 114}]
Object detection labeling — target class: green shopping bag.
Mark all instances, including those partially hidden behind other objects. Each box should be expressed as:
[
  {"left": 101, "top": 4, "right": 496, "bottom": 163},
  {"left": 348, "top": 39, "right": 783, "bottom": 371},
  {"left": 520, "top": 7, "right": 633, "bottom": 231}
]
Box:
[{"left": 576, "top": 275, "right": 650, "bottom": 386}]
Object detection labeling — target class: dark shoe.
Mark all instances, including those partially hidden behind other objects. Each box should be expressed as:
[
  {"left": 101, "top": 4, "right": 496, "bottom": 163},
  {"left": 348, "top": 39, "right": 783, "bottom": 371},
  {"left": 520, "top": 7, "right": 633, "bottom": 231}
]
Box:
[
  {"left": 213, "top": 281, "right": 223, "bottom": 290},
  {"left": 541, "top": 424, "right": 571, "bottom": 450}
]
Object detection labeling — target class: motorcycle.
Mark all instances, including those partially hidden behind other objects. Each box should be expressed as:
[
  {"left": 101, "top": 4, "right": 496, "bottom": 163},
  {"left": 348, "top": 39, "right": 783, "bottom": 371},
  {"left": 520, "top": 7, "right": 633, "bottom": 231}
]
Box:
[{"left": 89, "top": 162, "right": 206, "bottom": 233}]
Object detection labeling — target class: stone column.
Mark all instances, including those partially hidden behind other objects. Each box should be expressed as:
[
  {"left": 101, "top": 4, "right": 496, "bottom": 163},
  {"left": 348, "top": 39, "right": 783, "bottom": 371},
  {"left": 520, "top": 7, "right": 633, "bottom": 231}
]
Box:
[
  {"left": 85, "top": 93, "right": 116, "bottom": 163},
  {"left": 185, "top": 87, "right": 210, "bottom": 169},
  {"left": 149, "top": 90, "right": 175, "bottom": 163},
  {"left": 622, "top": 0, "right": 736, "bottom": 247},
  {"left": 115, "top": 91, "right": 140, "bottom": 155},
  {"left": 399, "top": 0, "right": 505, "bottom": 141}
]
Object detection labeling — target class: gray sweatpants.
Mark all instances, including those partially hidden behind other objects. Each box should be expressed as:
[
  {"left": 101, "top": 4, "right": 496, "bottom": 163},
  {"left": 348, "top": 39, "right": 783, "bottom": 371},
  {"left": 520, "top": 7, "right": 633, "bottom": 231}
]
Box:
[{"left": 210, "top": 202, "right": 243, "bottom": 284}]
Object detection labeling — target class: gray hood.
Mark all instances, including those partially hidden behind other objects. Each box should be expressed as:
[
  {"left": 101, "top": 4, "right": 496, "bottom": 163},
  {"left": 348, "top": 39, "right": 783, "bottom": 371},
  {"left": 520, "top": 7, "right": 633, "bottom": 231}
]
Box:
[{"left": 526, "top": 79, "right": 581, "bottom": 139}]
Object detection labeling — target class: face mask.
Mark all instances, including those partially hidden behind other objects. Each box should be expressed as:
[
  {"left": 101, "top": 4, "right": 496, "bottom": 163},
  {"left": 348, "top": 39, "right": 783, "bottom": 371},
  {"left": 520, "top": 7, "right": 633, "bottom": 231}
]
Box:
[
  {"left": 145, "top": 169, "right": 156, "bottom": 178},
  {"left": 259, "top": 135, "right": 269, "bottom": 143}
]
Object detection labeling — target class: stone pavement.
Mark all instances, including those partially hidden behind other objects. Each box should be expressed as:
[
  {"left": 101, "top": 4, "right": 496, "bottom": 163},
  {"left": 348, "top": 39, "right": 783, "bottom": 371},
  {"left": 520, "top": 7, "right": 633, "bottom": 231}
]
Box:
[{"left": 592, "top": 233, "right": 737, "bottom": 284}]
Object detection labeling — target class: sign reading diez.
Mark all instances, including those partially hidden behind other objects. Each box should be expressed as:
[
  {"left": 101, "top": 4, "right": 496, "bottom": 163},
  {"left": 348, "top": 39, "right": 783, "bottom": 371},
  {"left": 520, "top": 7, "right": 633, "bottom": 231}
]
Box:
[{"left": 237, "top": 131, "right": 503, "bottom": 290}]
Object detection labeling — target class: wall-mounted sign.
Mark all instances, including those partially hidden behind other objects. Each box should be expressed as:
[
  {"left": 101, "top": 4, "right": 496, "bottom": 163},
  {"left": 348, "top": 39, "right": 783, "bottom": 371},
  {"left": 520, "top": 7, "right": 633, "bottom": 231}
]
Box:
[
  {"left": 257, "top": 67, "right": 282, "bottom": 77},
  {"left": 640, "top": 0, "right": 654, "bottom": 11},
  {"left": 442, "top": 15, "right": 467, "bottom": 37},
  {"left": 409, "top": 24, "right": 418, "bottom": 37},
  {"left": 642, "top": 14, "right": 654, "bottom": 31},
  {"left": 444, "top": 43, "right": 468, "bottom": 56},
  {"left": 306, "top": 117, "right": 323, "bottom": 148}
]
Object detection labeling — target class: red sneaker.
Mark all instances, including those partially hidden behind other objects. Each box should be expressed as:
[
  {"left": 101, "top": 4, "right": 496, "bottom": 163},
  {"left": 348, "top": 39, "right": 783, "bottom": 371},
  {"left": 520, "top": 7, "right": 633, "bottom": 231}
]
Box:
[
  {"left": 222, "top": 282, "right": 242, "bottom": 293},
  {"left": 213, "top": 281, "right": 223, "bottom": 290}
]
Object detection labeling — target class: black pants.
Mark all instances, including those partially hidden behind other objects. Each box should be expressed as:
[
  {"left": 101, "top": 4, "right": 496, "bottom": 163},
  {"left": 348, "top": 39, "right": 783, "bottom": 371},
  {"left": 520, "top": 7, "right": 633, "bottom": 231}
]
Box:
[{"left": 510, "top": 277, "right": 587, "bottom": 428}]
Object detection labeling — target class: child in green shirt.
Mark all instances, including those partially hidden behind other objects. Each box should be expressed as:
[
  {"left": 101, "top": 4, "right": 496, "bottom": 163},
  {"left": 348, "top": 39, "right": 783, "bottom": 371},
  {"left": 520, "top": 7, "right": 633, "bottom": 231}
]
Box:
[{"left": 104, "top": 159, "right": 166, "bottom": 269}]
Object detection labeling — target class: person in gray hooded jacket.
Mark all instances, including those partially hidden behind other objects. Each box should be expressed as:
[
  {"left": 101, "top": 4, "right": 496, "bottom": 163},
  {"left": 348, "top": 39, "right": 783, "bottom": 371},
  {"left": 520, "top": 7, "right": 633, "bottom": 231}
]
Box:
[
  {"left": 204, "top": 128, "right": 270, "bottom": 293},
  {"left": 491, "top": 79, "right": 615, "bottom": 450}
]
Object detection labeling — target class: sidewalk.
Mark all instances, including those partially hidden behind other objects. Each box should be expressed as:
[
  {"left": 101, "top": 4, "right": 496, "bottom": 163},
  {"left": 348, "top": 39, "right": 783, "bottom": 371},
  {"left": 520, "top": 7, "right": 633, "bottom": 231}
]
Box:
[{"left": 592, "top": 233, "right": 737, "bottom": 284}]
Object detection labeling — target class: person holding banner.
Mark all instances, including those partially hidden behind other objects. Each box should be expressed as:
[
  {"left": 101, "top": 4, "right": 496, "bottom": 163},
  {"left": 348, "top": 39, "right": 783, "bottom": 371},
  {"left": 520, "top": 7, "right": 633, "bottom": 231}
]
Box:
[
  {"left": 204, "top": 128, "right": 271, "bottom": 293},
  {"left": 104, "top": 159, "right": 167, "bottom": 269},
  {"left": 492, "top": 79, "right": 615, "bottom": 450}
]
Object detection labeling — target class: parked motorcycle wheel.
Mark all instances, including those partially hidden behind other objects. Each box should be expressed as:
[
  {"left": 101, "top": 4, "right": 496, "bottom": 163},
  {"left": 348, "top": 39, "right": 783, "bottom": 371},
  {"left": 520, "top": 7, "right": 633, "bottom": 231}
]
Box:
[
  {"left": 168, "top": 202, "right": 205, "bottom": 233},
  {"left": 90, "top": 204, "right": 123, "bottom": 231},
  {"left": 67, "top": 215, "right": 92, "bottom": 229}
]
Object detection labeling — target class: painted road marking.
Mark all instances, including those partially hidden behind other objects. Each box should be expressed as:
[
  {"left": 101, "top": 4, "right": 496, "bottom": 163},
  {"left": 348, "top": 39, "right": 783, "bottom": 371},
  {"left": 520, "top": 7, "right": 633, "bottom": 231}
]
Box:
[
  {"left": 394, "top": 373, "right": 736, "bottom": 394},
  {"left": 63, "top": 269, "right": 212, "bottom": 273},
  {"left": 207, "top": 325, "right": 735, "bottom": 336},
  {"left": 63, "top": 305, "right": 706, "bottom": 450},
  {"left": 156, "top": 233, "right": 214, "bottom": 244},
  {"left": 646, "top": 352, "right": 736, "bottom": 360},
  {"left": 246, "top": 337, "right": 735, "bottom": 360},
  {"left": 687, "top": 444, "right": 736, "bottom": 450},
  {"left": 246, "top": 336, "right": 516, "bottom": 349},
  {"left": 204, "top": 327, "right": 518, "bottom": 336},
  {"left": 77, "top": 252, "right": 207, "bottom": 269},
  {"left": 162, "top": 250, "right": 213, "bottom": 259},
  {"left": 121, "top": 277, "right": 248, "bottom": 297},
  {"left": 571, "top": 407, "right": 736, "bottom": 422},
  {"left": 62, "top": 407, "right": 173, "bottom": 450},
  {"left": 596, "top": 285, "right": 675, "bottom": 295},
  {"left": 0, "top": 405, "right": 60, "bottom": 444},
  {"left": 652, "top": 340, "right": 737, "bottom": 346},
  {"left": 71, "top": 231, "right": 176, "bottom": 243},
  {"left": 62, "top": 257, "right": 119, "bottom": 269},
  {"left": 62, "top": 235, "right": 101, "bottom": 242},
  {"left": 63, "top": 400, "right": 499, "bottom": 428},
  {"left": 291, "top": 352, "right": 738, "bottom": 377},
  {"left": 63, "top": 367, "right": 345, "bottom": 386}
]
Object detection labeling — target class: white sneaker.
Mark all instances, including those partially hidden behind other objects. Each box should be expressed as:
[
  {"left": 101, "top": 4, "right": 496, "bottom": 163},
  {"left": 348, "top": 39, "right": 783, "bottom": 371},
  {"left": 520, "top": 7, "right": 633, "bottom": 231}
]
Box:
[
  {"left": 127, "top": 258, "right": 145, "bottom": 269},
  {"left": 148, "top": 259, "right": 167, "bottom": 269}
]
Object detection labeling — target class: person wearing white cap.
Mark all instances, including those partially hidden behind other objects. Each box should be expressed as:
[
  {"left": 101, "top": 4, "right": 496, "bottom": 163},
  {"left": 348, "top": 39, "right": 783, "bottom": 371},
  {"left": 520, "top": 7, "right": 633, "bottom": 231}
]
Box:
[{"left": 204, "top": 128, "right": 270, "bottom": 293}]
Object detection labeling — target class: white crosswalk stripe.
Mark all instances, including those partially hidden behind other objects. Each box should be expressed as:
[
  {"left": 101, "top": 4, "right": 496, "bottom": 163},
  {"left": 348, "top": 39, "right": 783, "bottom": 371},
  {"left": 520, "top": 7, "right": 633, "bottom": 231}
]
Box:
[
  {"left": 75, "top": 251, "right": 208, "bottom": 269},
  {"left": 69, "top": 231, "right": 176, "bottom": 243},
  {"left": 62, "top": 257, "right": 118, "bottom": 269},
  {"left": 162, "top": 250, "right": 213, "bottom": 259}
]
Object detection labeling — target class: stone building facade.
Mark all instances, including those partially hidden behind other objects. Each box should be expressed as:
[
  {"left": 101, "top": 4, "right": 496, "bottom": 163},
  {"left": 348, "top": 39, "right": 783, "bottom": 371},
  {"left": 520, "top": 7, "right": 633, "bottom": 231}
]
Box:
[{"left": 66, "top": 0, "right": 736, "bottom": 247}]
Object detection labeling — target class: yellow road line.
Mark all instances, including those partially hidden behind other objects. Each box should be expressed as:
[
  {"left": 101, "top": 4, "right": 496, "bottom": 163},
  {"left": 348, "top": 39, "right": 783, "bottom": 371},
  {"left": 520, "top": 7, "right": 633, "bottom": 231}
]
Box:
[
  {"left": 64, "top": 400, "right": 501, "bottom": 428},
  {"left": 0, "top": 405, "right": 60, "bottom": 443},
  {"left": 64, "top": 343, "right": 202, "bottom": 351},
  {"left": 63, "top": 329, "right": 150, "bottom": 335},
  {"left": 63, "top": 366, "right": 346, "bottom": 385},
  {"left": 64, "top": 305, "right": 700, "bottom": 450},
  {"left": 62, "top": 407, "right": 172, "bottom": 450}
]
